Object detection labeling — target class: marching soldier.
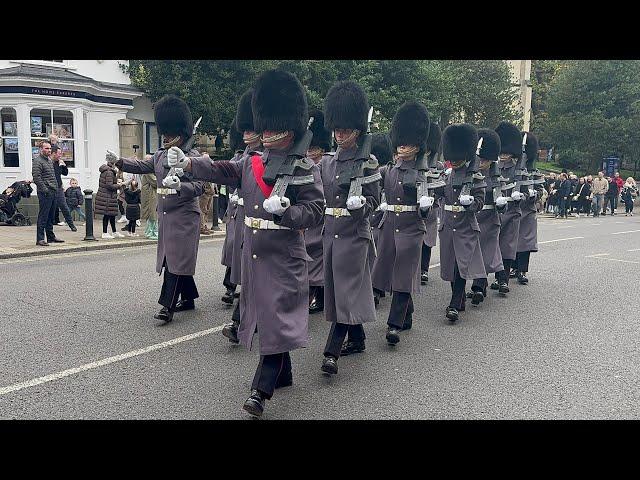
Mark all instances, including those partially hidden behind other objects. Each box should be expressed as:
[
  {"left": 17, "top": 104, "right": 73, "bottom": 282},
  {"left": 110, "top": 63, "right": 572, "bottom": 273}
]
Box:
[
  {"left": 305, "top": 108, "right": 331, "bottom": 314},
  {"left": 220, "top": 90, "right": 264, "bottom": 344},
  {"left": 107, "top": 95, "right": 205, "bottom": 323},
  {"left": 513, "top": 132, "right": 542, "bottom": 284},
  {"left": 171, "top": 70, "right": 324, "bottom": 417},
  {"left": 372, "top": 101, "right": 433, "bottom": 344},
  {"left": 491, "top": 121, "right": 525, "bottom": 294},
  {"left": 370, "top": 133, "right": 394, "bottom": 306},
  {"left": 433, "top": 124, "right": 487, "bottom": 322},
  {"left": 320, "top": 81, "right": 381, "bottom": 373},
  {"left": 219, "top": 125, "right": 245, "bottom": 305},
  {"left": 420, "top": 121, "right": 443, "bottom": 285},
  {"left": 466, "top": 128, "right": 506, "bottom": 305}
]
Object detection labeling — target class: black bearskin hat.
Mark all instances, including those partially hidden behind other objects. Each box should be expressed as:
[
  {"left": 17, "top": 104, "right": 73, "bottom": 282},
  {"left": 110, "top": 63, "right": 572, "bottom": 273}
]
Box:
[
  {"left": 427, "top": 121, "right": 442, "bottom": 156},
  {"left": 154, "top": 95, "right": 193, "bottom": 141},
  {"left": 234, "top": 89, "right": 255, "bottom": 133},
  {"left": 523, "top": 131, "right": 539, "bottom": 169},
  {"left": 390, "top": 101, "right": 431, "bottom": 154},
  {"left": 477, "top": 128, "right": 501, "bottom": 161},
  {"left": 252, "top": 69, "right": 308, "bottom": 139},
  {"left": 309, "top": 108, "right": 332, "bottom": 151},
  {"left": 442, "top": 123, "right": 478, "bottom": 164},
  {"left": 324, "top": 81, "right": 369, "bottom": 134},
  {"left": 229, "top": 124, "right": 245, "bottom": 153},
  {"left": 371, "top": 133, "right": 393, "bottom": 166},
  {"left": 495, "top": 121, "right": 522, "bottom": 157}
]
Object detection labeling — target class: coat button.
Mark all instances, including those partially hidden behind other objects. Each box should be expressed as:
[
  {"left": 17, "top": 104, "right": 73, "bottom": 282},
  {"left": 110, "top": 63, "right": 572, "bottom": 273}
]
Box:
[
  {"left": 254, "top": 205, "right": 259, "bottom": 210},
  {"left": 334, "top": 234, "right": 339, "bottom": 238},
  {"left": 252, "top": 254, "right": 257, "bottom": 259},
  {"left": 453, "top": 228, "right": 456, "bottom": 232},
  {"left": 253, "top": 229, "right": 257, "bottom": 234},
  {"left": 396, "top": 213, "right": 399, "bottom": 217},
  {"left": 336, "top": 196, "right": 340, "bottom": 199},
  {"left": 397, "top": 197, "right": 401, "bottom": 201},
  {"left": 163, "top": 212, "right": 166, "bottom": 215},
  {"left": 336, "top": 175, "right": 339, "bottom": 179},
  {"left": 395, "top": 229, "right": 399, "bottom": 232},
  {"left": 453, "top": 215, "right": 457, "bottom": 218}
]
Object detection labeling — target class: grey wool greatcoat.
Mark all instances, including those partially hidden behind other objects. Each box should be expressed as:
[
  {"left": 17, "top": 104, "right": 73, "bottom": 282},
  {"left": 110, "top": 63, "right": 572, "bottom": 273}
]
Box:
[
  {"left": 434, "top": 168, "right": 487, "bottom": 282},
  {"left": 190, "top": 148, "right": 324, "bottom": 356},
  {"left": 476, "top": 172, "right": 504, "bottom": 274},
  {"left": 305, "top": 221, "right": 324, "bottom": 287},
  {"left": 372, "top": 160, "right": 427, "bottom": 294},
  {"left": 320, "top": 146, "right": 380, "bottom": 325},
  {"left": 497, "top": 159, "right": 521, "bottom": 261},
  {"left": 220, "top": 149, "right": 246, "bottom": 273},
  {"left": 118, "top": 149, "right": 204, "bottom": 276},
  {"left": 517, "top": 183, "right": 543, "bottom": 253}
]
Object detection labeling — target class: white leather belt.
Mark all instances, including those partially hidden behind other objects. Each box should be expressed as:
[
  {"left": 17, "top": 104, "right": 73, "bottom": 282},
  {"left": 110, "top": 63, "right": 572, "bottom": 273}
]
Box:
[
  {"left": 244, "top": 216, "right": 291, "bottom": 230},
  {"left": 157, "top": 188, "right": 177, "bottom": 195},
  {"left": 444, "top": 204, "right": 465, "bottom": 212},
  {"left": 325, "top": 207, "right": 351, "bottom": 217},
  {"left": 237, "top": 198, "right": 244, "bottom": 206},
  {"left": 384, "top": 204, "right": 417, "bottom": 212},
  {"left": 482, "top": 205, "right": 495, "bottom": 210}
]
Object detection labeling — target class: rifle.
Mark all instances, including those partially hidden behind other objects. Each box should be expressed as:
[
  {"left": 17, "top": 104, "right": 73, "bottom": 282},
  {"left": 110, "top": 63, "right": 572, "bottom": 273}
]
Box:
[
  {"left": 455, "top": 137, "right": 486, "bottom": 202},
  {"left": 415, "top": 152, "right": 445, "bottom": 201},
  {"left": 266, "top": 118, "right": 316, "bottom": 205},
  {"left": 515, "top": 133, "right": 534, "bottom": 198}
]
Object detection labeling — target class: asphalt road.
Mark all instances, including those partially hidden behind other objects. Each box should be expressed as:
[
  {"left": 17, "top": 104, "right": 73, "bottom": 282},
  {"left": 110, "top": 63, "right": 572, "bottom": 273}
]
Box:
[{"left": 1, "top": 212, "right": 639, "bottom": 419}]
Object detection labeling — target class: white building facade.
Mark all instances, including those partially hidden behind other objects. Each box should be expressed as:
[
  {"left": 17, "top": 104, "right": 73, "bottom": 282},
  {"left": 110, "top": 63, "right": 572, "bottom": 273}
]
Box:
[{"left": 0, "top": 60, "right": 160, "bottom": 195}]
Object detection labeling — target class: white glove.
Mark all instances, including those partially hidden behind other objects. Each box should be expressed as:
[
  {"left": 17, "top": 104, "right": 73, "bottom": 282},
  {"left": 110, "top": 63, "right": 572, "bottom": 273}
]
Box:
[
  {"left": 167, "top": 146, "right": 189, "bottom": 169},
  {"left": 529, "top": 189, "right": 536, "bottom": 198},
  {"left": 174, "top": 168, "right": 184, "bottom": 178},
  {"left": 459, "top": 194, "right": 473, "bottom": 206},
  {"left": 106, "top": 150, "right": 118, "bottom": 163},
  {"left": 419, "top": 195, "right": 434, "bottom": 209},
  {"left": 263, "top": 195, "right": 290, "bottom": 216},
  {"left": 162, "top": 175, "right": 181, "bottom": 191},
  {"left": 230, "top": 193, "right": 239, "bottom": 204},
  {"left": 379, "top": 202, "right": 388, "bottom": 211},
  {"left": 495, "top": 196, "right": 508, "bottom": 207},
  {"left": 444, "top": 167, "right": 452, "bottom": 176},
  {"left": 346, "top": 195, "right": 366, "bottom": 210},
  {"left": 511, "top": 191, "right": 524, "bottom": 201}
]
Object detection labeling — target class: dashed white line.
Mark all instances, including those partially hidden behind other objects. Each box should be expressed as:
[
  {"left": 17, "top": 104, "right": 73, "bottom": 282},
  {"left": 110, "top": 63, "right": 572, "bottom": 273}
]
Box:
[
  {"left": 627, "top": 248, "right": 640, "bottom": 252},
  {"left": 585, "top": 256, "right": 640, "bottom": 265},
  {"left": 0, "top": 325, "right": 224, "bottom": 397},
  {"left": 611, "top": 230, "right": 640, "bottom": 235},
  {"left": 538, "top": 237, "right": 584, "bottom": 244}
]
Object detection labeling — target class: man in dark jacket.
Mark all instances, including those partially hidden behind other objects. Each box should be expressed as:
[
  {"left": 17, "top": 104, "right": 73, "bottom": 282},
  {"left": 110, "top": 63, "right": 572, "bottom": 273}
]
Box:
[
  {"left": 556, "top": 173, "right": 571, "bottom": 218},
  {"left": 31, "top": 142, "right": 64, "bottom": 246},
  {"left": 605, "top": 176, "right": 620, "bottom": 215},
  {"left": 51, "top": 145, "right": 77, "bottom": 231}
]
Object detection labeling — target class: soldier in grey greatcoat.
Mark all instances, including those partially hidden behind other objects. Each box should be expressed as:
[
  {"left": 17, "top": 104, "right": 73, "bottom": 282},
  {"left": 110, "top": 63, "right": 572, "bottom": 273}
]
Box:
[
  {"left": 372, "top": 101, "right": 433, "bottom": 345},
  {"left": 172, "top": 70, "right": 324, "bottom": 418},
  {"left": 490, "top": 121, "right": 525, "bottom": 294},
  {"left": 220, "top": 90, "right": 264, "bottom": 345},
  {"left": 370, "top": 133, "right": 394, "bottom": 307},
  {"left": 432, "top": 124, "right": 487, "bottom": 323},
  {"left": 513, "top": 132, "right": 542, "bottom": 285},
  {"left": 421, "top": 121, "right": 443, "bottom": 285},
  {"left": 320, "top": 81, "right": 381, "bottom": 374},
  {"left": 305, "top": 108, "right": 331, "bottom": 314},
  {"left": 466, "top": 129, "right": 505, "bottom": 306},
  {"left": 108, "top": 95, "right": 204, "bottom": 324}
]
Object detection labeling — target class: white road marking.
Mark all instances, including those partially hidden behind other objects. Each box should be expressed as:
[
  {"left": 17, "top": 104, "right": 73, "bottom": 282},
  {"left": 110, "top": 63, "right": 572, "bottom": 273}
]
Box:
[
  {"left": 0, "top": 325, "right": 224, "bottom": 397},
  {"left": 586, "top": 253, "right": 610, "bottom": 257},
  {"left": 611, "top": 230, "right": 640, "bottom": 235},
  {"left": 627, "top": 248, "right": 640, "bottom": 252},
  {"left": 557, "top": 225, "right": 576, "bottom": 229},
  {"left": 538, "top": 237, "right": 584, "bottom": 244},
  {"left": 585, "top": 256, "right": 640, "bottom": 265}
]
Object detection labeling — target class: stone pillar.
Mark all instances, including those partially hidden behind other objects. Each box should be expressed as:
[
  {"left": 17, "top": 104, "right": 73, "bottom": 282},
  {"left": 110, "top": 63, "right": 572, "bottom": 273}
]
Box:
[{"left": 118, "top": 119, "right": 143, "bottom": 159}]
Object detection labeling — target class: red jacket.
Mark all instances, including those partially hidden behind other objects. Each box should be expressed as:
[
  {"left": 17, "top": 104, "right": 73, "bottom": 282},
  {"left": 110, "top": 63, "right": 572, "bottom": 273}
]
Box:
[{"left": 615, "top": 176, "right": 624, "bottom": 190}]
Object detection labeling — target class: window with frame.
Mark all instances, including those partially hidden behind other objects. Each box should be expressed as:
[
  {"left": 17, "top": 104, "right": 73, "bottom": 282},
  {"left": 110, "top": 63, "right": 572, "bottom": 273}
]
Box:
[
  {"left": 1, "top": 107, "right": 19, "bottom": 168},
  {"left": 30, "top": 108, "right": 75, "bottom": 168},
  {"left": 146, "top": 122, "right": 161, "bottom": 155}
]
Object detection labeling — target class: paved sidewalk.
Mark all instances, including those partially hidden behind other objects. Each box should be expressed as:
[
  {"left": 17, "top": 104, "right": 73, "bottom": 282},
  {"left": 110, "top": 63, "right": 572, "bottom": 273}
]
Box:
[{"left": 0, "top": 219, "right": 225, "bottom": 259}]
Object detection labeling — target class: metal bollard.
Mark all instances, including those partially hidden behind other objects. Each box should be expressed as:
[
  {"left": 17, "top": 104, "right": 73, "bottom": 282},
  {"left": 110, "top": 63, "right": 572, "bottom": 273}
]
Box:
[{"left": 83, "top": 189, "right": 97, "bottom": 241}]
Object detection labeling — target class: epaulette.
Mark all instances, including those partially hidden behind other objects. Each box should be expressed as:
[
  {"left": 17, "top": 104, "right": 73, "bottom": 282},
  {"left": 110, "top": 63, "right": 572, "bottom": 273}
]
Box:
[
  {"left": 472, "top": 172, "right": 485, "bottom": 180},
  {"left": 294, "top": 156, "right": 315, "bottom": 170}
]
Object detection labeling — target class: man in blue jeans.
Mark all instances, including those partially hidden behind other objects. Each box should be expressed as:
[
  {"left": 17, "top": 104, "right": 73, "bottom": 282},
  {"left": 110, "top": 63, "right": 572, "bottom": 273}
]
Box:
[{"left": 31, "top": 142, "right": 65, "bottom": 246}]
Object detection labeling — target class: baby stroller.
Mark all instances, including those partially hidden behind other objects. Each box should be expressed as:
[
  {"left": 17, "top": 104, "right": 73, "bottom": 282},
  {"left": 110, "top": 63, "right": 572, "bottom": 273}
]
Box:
[{"left": 0, "top": 181, "right": 33, "bottom": 226}]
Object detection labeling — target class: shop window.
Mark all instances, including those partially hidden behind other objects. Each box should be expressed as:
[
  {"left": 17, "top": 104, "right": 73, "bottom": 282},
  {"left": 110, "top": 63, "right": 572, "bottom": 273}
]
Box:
[
  {"left": 1, "top": 107, "right": 19, "bottom": 168},
  {"left": 30, "top": 108, "right": 75, "bottom": 168}
]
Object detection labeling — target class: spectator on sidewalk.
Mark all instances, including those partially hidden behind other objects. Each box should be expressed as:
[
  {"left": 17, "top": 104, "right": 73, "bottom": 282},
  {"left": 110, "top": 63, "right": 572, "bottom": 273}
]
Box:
[
  {"left": 614, "top": 172, "right": 625, "bottom": 211},
  {"left": 95, "top": 157, "right": 124, "bottom": 239},
  {"left": 571, "top": 177, "right": 587, "bottom": 217},
  {"left": 140, "top": 166, "right": 158, "bottom": 240},
  {"left": 65, "top": 178, "right": 85, "bottom": 225},
  {"left": 604, "top": 175, "right": 619, "bottom": 215},
  {"left": 124, "top": 180, "right": 141, "bottom": 236},
  {"left": 591, "top": 171, "right": 608, "bottom": 217},
  {"left": 50, "top": 146, "right": 77, "bottom": 232},
  {"left": 31, "top": 141, "right": 64, "bottom": 246},
  {"left": 556, "top": 173, "right": 571, "bottom": 219},
  {"left": 622, "top": 177, "right": 638, "bottom": 216},
  {"left": 576, "top": 177, "right": 592, "bottom": 216}
]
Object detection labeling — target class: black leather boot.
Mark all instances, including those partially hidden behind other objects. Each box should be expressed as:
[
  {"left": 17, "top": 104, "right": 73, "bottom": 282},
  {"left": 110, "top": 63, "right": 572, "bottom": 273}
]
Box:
[
  {"left": 153, "top": 307, "right": 174, "bottom": 323},
  {"left": 243, "top": 389, "right": 265, "bottom": 417}
]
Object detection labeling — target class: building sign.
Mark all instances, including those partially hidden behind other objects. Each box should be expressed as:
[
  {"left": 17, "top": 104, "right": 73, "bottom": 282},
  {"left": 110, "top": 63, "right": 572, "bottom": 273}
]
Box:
[
  {"left": 0, "top": 86, "right": 133, "bottom": 106},
  {"left": 602, "top": 156, "right": 619, "bottom": 177}
]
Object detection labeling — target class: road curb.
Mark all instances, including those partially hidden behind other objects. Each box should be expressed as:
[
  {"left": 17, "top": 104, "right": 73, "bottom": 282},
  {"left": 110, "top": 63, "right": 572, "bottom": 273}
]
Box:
[{"left": 0, "top": 234, "right": 225, "bottom": 260}]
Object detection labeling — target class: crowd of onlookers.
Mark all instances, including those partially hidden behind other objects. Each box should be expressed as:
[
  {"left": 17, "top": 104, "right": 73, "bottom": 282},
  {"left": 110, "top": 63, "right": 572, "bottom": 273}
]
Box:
[{"left": 538, "top": 170, "right": 638, "bottom": 218}]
